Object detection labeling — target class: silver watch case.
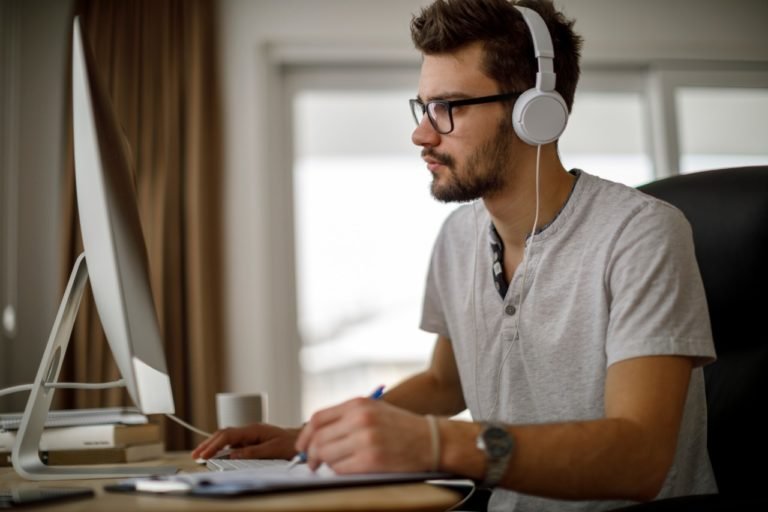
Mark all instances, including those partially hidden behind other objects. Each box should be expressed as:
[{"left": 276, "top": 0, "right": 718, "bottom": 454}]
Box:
[{"left": 476, "top": 422, "right": 514, "bottom": 488}]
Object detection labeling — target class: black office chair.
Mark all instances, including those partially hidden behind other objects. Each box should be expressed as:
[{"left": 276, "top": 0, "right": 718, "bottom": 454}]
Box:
[{"left": 614, "top": 166, "right": 768, "bottom": 510}]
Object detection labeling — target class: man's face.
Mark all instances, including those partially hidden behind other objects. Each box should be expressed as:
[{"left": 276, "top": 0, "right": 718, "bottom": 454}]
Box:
[{"left": 412, "top": 42, "right": 515, "bottom": 203}]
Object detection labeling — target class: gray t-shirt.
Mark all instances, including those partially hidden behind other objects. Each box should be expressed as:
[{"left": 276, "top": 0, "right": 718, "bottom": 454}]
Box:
[{"left": 420, "top": 170, "right": 717, "bottom": 511}]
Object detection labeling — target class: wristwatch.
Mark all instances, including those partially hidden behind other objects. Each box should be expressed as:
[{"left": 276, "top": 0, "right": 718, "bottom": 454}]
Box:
[{"left": 476, "top": 422, "right": 515, "bottom": 488}]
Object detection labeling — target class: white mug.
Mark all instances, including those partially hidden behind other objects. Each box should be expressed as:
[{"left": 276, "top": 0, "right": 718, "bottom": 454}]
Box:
[{"left": 216, "top": 392, "right": 267, "bottom": 429}]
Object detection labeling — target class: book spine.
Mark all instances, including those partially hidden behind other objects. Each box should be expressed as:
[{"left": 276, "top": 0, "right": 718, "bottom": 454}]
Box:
[
  {"left": 1, "top": 442, "right": 164, "bottom": 466},
  {"left": 1, "top": 424, "right": 159, "bottom": 452},
  {"left": 38, "top": 425, "right": 121, "bottom": 450},
  {"left": 0, "top": 425, "right": 135, "bottom": 451}
]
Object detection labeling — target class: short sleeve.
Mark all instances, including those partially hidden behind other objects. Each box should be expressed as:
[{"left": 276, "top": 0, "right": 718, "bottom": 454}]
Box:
[
  {"left": 420, "top": 227, "right": 451, "bottom": 338},
  {"left": 605, "top": 201, "right": 716, "bottom": 367}
]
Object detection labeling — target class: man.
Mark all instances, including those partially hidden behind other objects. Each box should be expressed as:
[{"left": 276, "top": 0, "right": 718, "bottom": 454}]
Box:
[{"left": 193, "top": 1, "right": 717, "bottom": 509}]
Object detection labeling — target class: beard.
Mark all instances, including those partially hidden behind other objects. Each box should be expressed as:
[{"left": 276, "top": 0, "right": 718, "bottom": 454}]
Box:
[{"left": 425, "top": 117, "right": 514, "bottom": 203}]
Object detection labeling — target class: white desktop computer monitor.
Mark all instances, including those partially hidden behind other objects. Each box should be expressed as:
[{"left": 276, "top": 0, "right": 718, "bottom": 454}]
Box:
[{"left": 11, "top": 17, "right": 176, "bottom": 480}]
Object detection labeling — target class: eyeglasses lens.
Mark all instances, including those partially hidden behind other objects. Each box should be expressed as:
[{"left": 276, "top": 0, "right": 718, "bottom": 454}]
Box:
[
  {"left": 410, "top": 100, "right": 453, "bottom": 134},
  {"left": 410, "top": 100, "right": 424, "bottom": 127},
  {"left": 428, "top": 102, "right": 451, "bottom": 134}
]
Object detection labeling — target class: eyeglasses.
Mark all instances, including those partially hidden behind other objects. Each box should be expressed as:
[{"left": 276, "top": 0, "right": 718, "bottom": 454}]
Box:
[{"left": 409, "top": 92, "right": 520, "bottom": 134}]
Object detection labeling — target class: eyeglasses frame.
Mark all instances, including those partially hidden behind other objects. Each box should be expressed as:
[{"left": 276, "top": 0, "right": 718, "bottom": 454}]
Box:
[{"left": 409, "top": 92, "right": 520, "bottom": 134}]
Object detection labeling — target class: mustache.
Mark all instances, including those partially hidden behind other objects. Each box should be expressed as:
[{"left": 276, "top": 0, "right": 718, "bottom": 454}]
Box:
[{"left": 421, "top": 148, "right": 455, "bottom": 168}]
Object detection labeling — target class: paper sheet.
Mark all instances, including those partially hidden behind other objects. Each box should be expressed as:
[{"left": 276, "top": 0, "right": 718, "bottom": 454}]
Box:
[{"left": 120, "top": 462, "right": 451, "bottom": 496}]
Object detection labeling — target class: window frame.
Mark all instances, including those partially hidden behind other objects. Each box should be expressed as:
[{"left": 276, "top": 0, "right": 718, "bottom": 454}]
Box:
[{"left": 646, "top": 66, "right": 768, "bottom": 176}]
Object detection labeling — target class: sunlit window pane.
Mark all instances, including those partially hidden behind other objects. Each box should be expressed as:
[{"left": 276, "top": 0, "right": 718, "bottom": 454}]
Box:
[
  {"left": 559, "top": 92, "right": 653, "bottom": 186},
  {"left": 293, "top": 90, "right": 454, "bottom": 419},
  {"left": 677, "top": 87, "right": 768, "bottom": 173}
]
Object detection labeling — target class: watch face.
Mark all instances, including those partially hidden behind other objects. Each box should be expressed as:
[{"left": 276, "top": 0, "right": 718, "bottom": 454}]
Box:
[
  {"left": 484, "top": 426, "right": 514, "bottom": 458},
  {"left": 477, "top": 424, "right": 514, "bottom": 488}
]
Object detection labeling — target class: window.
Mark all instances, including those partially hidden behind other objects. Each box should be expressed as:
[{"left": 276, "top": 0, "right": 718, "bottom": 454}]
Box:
[
  {"left": 560, "top": 90, "right": 653, "bottom": 186},
  {"left": 677, "top": 87, "right": 768, "bottom": 173},
  {"left": 292, "top": 83, "right": 455, "bottom": 419},
  {"left": 287, "top": 66, "right": 766, "bottom": 420}
]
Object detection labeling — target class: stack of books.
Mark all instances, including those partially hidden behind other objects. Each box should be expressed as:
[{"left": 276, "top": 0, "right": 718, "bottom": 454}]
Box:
[{"left": 0, "top": 408, "right": 164, "bottom": 466}]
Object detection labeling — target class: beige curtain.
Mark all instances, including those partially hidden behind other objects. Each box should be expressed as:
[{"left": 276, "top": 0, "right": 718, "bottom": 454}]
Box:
[{"left": 58, "top": 0, "right": 223, "bottom": 450}]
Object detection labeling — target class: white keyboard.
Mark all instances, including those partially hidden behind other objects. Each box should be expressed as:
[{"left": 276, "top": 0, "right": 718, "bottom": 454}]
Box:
[{"left": 205, "top": 458, "right": 291, "bottom": 472}]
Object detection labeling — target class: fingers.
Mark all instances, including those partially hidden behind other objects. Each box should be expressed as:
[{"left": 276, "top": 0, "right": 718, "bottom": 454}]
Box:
[
  {"left": 309, "top": 426, "right": 376, "bottom": 473},
  {"left": 298, "top": 398, "right": 381, "bottom": 471},
  {"left": 191, "top": 428, "right": 237, "bottom": 459},
  {"left": 295, "top": 400, "right": 434, "bottom": 474},
  {"left": 296, "top": 397, "right": 368, "bottom": 454},
  {"left": 191, "top": 424, "right": 265, "bottom": 459},
  {"left": 191, "top": 423, "right": 301, "bottom": 461}
]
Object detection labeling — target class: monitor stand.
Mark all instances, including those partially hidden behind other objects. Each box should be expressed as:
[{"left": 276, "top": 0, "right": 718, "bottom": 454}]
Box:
[{"left": 11, "top": 253, "right": 177, "bottom": 480}]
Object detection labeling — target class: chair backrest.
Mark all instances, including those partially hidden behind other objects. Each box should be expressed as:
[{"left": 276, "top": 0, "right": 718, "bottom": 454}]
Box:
[{"left": 639, "top": 166, "right": 768, "bottom": 496}]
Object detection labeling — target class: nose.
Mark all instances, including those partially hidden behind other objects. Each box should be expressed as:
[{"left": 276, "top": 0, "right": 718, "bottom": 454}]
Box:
[{"left": 411, "top": 115, "right": 440, "bottom": 148}]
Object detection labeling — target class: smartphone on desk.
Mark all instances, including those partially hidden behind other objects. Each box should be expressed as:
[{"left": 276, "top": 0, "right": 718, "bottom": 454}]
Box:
[{"left": 0, "top": 487, "right": 94, "bottom": 508}]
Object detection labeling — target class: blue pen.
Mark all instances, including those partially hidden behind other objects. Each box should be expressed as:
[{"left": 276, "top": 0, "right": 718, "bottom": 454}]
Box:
[{"left": 287, "top": 385, "right": 385, "bottom": 469}]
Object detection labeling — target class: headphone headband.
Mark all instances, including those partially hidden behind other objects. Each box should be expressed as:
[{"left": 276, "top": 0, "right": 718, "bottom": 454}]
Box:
[{"left": 514, "top": 6, "right": 556, "bottom": 92}]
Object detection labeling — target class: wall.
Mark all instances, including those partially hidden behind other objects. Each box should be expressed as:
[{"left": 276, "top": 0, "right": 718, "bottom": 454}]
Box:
[
  {"left": 0, "top": 0, "right": 73, "bottom": 411},
  {"left": 216, "top": 0, "right": 768, "bottom": 426}
]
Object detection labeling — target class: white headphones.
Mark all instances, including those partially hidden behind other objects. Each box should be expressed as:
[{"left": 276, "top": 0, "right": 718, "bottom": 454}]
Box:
[{"left": 512, "top": 6, "right": 568, "bottom": 146}]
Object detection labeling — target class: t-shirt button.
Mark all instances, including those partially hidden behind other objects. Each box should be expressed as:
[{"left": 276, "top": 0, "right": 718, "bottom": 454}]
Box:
[{"left": 505, "top": 304, "right": 516, "bottom": 316}]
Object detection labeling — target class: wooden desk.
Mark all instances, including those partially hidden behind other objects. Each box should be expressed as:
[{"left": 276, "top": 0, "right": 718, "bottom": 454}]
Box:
[{"left": 0, "top": 453, "right": 463, "bottom": 511}]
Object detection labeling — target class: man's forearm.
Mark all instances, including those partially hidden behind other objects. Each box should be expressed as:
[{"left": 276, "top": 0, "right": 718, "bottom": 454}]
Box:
[
  {"left": 434, "top": 356, "right": 692, "bottom": 502},
  {"left": 439, "top": 417, "right": 671, "bottom": 502}
]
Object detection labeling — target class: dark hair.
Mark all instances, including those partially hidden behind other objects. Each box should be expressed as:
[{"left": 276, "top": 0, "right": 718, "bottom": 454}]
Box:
[{"left": 410, "top": 0, "right": 583, "bottom": 112}]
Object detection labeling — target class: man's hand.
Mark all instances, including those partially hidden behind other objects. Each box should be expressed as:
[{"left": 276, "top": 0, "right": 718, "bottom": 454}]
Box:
[
  {"left": 295, "top": 398, "right": 433, "bottom": 473},
  {"left": 191, "top": 423, "right": 300, "bottom": 460}
]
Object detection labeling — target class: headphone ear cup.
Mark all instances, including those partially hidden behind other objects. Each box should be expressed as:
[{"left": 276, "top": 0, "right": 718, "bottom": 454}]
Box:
[{"left": 512, "top": 89, "right": 569, "bottom": 146}]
